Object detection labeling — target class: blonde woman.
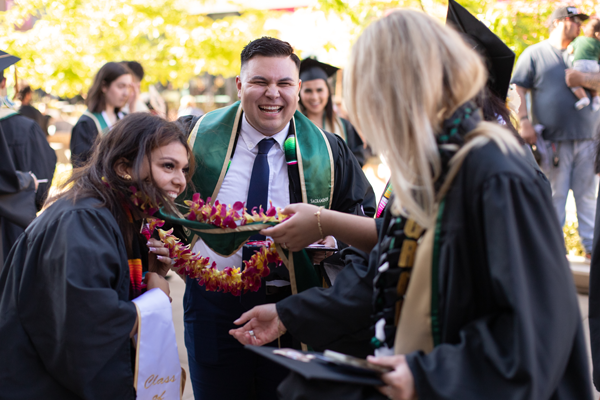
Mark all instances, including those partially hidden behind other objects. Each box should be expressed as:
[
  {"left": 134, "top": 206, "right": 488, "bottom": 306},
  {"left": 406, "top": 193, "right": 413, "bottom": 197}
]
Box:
[{"left": 231, "top": 9, "right": 591, "bottom": 400}]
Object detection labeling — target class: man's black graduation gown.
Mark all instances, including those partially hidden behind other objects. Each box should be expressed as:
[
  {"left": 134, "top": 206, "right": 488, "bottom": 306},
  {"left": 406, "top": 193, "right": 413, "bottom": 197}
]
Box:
[
  {"left": 70, "top": 114, "right": 99, "bottom": 168},
  {"left": 0, "top": 113, "right": 56, "bottom": 262},
  {"left": 277, "top": 142, "right": 592, "bottom": 399},
  {"left": 0, "top": 196, "right": 137, "bottom": 399}
]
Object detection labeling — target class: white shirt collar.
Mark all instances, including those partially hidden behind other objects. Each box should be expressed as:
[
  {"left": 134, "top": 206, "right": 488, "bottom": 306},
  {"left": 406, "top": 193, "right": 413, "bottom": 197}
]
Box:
[{"left": 240, "top": 114, "right": 290, "bottom": 152}]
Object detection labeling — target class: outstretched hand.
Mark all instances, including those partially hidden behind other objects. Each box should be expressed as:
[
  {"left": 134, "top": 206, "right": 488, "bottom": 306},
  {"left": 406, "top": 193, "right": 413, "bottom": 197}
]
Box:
[
  {"left": 260, "top": 203, "right": 324, "bottom": 252},
  {"left": 367, "top": 355, "right": 416, "bottom": 400},
  {"left": 229, "top": 304, "right": 285, "bottom": 346}
]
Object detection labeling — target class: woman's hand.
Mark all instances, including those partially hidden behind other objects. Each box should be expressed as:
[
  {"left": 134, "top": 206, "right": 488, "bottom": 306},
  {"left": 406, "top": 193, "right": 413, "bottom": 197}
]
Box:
[
  {"left": 229, "top": 304, "right": 286, "bottom": 346},
  {"left": 367, "top": 355, "right": 416, "bottom": 400},
  {"left": 147, "top": 238, "right": 171, "bottom": 277},
  {"left": 260, "top": 203, "right": 325, "bottom": 252},
  {"left": 145, "top": 272, "right": 171, "bottom": 302}
]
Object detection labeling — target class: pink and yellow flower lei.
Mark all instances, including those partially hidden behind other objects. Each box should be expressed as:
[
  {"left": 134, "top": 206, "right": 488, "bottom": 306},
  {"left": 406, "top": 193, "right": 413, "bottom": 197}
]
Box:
[
  {"left": 157, "top": 228, "right": 282, "bottom": 296},
  {"left": 184, "top": 193, "right": 289, "bottom": 228},
  {"left": 141, "top": 195, "right": 288, "bottom": 296}
]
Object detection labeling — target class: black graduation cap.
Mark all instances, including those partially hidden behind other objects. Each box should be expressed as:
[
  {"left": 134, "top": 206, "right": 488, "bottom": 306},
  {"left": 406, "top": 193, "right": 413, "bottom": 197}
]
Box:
[
  {"left": 300, "top": 58, "right": 339, "bottom": 82},
  {"left": 0, "top": 50, "right": 20, "bottom": 72},
  {"left": 446, "top": 0, "right": 515, "bottom": 100}
]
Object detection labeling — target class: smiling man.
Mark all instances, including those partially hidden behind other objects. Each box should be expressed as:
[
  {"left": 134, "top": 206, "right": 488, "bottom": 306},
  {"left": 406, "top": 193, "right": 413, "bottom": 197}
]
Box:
[{"left": 176, "top": 37, "right": 375, "bottom": 399}]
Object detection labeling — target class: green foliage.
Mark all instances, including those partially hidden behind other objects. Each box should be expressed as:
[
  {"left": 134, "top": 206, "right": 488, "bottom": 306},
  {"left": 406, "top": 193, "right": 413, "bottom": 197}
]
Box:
[
  {"left": 318, "top": 0, "right": 600, "bottom": 64},
  {"left": 1, "top": 0, "right": 279, "bottom": 96}
]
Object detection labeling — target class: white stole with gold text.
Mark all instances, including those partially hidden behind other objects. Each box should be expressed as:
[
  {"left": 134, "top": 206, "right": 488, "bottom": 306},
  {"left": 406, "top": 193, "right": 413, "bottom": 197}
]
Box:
[{"left": 132, "top": 288, "right": 182, "bottom": 400}]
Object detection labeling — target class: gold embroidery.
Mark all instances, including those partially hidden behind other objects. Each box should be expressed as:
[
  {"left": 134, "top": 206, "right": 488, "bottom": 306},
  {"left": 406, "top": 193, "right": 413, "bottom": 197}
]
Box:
[
  {"left": 398, "top": 240, "right": 417, "bottom": 267},
  {"left": 404, "top": 219, "right": 424, "bottom": 239}
]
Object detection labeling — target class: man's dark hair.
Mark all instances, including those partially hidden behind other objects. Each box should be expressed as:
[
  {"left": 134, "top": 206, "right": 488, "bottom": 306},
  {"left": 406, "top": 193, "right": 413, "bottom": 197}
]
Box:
[
  {"left": 0, "top": 69, "right": 4, "bottom": 81},
  {"left": 86, "top": 62, "right": 131, "bottom": 113},
  {"left": 124, "top": 61, "right": 144, "bottom": 81},
  {"left": 240, "top": 37, "right": 300, "bottom": 70}
]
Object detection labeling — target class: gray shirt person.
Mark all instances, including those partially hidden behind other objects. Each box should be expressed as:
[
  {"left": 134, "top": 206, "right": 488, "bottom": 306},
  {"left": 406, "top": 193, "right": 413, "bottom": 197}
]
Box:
[{"left": 511, "top": 39, "right": 600, "bottom": 141}]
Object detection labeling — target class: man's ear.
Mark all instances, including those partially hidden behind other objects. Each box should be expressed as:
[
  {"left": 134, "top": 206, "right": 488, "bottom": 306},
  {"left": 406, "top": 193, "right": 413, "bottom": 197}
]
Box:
[{"left": 236, "top": 76, "right": 242, "bottom": 99}]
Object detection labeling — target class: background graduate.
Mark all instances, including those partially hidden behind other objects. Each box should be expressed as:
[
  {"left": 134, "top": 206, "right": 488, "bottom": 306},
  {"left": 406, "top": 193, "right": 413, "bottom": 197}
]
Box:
[
  {"left": 0, "top": 51, "right": 56, "bottom": 264},
  {"left": 70, "top": 61, "right": 132, "bottom": 167},
  {"left": 0, "top": 113, "right": 191, "bottom": 398},
  {"left": 299, "top": 58, "right": 368, "bottom": 166},
  {"left": 231, "top": 10, "right": 592, "bottom": 400}
]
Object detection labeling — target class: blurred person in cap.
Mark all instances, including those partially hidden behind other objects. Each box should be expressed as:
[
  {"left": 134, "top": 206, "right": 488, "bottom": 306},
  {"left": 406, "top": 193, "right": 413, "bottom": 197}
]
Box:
[
  {"left": 70, "top": 62, "right": 132, "bottom": 167},
  {"left": 18, "top": 85, "right": 48, "bottom": 134},
  {"left": 299, "top": 58, "right": 368, "bottom": 166},
  {"left": 0, "top": 50, "right": 56, "bottom": 264},
  {"left": 511, "top": 5, "right": 599, "bottom": 257}
]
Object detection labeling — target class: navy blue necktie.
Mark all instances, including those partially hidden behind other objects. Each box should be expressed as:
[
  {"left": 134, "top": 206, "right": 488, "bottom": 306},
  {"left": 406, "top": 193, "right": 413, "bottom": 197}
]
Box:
[
  {"left": 246, "top": 138, "right": 276, "bottom": 213},
  {"left": 244, "top": 138, "right": 276, "bottom": 259}
]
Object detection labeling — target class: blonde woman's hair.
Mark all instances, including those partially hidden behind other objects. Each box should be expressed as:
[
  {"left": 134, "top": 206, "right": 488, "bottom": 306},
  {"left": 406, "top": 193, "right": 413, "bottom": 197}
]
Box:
[{"left": 345, "top": 9, "right": 522, "bottom": 228}]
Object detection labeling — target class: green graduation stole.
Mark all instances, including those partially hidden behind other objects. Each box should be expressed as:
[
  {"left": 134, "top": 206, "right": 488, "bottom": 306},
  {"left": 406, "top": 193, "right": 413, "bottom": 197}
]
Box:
[
  {"left": 165, "top": 101, "right": 334, "bottom": 293},
  {"left": 187, "top": 101, "right": 334, "bottom": 209},
  {"left": 82, "top": 110, "right": 109, "bottom": 135}
]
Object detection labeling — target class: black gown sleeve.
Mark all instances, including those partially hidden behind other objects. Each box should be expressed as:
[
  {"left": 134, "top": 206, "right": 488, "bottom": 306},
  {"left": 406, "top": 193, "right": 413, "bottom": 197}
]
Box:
[
  {"left": 277, "top": 247, "right": 376, "bottom": 358},
  {"left": 70, "top": 116, "right": 99, "bottom": 168},
  {"left": 325, "top": 131, "right": 376, "bottom": 217},
  {"left": 406, "top": 173, "right": 590, "bottom": 400},
  {"left": 589, "top": 185, "right": 600, "bottom": 390},
  {"left": 10, "top": 207, "right": 137, "bottom": 398},
  {"left": 19, "top": 121, "right": 56, "bottom": 209}
]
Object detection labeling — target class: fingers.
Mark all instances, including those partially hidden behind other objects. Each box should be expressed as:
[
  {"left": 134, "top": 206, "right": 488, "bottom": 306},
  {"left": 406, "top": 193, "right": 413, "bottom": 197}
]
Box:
[
  {"left": 279, "top": 204, "right": 299, "bottom": 216},
  {"left": 367, "top": 354, "right": 405, "bottom": 368},
  {"left": 156, "top": 255, "right": 173, "bottom": 265},
  {"left": 148, "top": 239, "right": 169, "bottom": 257},
  {"left": 233, "top": 308, "right": 258, "bottom": 326}
]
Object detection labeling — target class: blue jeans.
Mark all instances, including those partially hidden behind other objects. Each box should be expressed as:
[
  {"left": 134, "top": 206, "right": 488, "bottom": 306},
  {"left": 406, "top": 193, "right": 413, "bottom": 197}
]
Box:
[{"left": 542, "top": 139, "right": 598, "bottom": 253}]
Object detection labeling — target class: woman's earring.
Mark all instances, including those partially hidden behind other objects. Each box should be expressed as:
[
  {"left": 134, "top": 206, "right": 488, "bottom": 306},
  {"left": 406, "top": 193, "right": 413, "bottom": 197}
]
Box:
[{"left": 120, "top": 174, "right": 132, "bottom": 180}]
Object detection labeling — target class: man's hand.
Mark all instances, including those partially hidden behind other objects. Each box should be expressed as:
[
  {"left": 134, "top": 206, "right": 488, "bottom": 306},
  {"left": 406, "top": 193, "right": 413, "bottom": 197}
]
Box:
[
  {"left": 520, "top": 119, "right": 537, "bottom": 145},
  {"left": 367, "top": 355, "right": 416, "bottom": 400},
  {"left": 229, "top": 304, "right": 285, "bottom": 346},
  {"left": 565, "top": 69, "right": 585, "bottom": 88}
]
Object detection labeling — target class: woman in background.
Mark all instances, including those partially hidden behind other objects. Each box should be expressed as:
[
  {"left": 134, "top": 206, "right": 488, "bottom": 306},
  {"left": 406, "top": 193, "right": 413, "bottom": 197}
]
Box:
[
  {"left": 299, "top": 58, "right": 368, "bottom": 166},
  {"left": 70, "top": 62, "right": 132, "bottom": 167}
]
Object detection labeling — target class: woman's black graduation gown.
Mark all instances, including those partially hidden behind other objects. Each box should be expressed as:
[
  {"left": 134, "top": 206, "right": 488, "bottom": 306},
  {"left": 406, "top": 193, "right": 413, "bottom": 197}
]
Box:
[
  {"left": 70, "top": 114, "right": 100, "bottom": 168},
  {"left": 276, "top": 141, "right": 592, "bottom": 399},
  {"left": 0, "top": 196, "right": 137, "bottom": 399}
]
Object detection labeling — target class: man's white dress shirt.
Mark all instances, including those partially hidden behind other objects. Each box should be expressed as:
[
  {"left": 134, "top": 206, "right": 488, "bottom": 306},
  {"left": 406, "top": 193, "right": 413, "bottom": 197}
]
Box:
[{"left": 191, "top": 115, "right": 291, "bottom": 282}]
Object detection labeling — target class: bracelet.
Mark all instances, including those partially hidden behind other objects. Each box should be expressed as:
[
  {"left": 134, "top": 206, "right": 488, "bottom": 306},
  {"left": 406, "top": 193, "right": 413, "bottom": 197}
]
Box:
[
  {"left": 314, "top": 206, "right": 324, "bottom": 239},
  {"left": 519, "top": 115, "right": 529, "bottom": 122},
  {"left": 276, "top": 315, "right": 286, "bottom": 348}
]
